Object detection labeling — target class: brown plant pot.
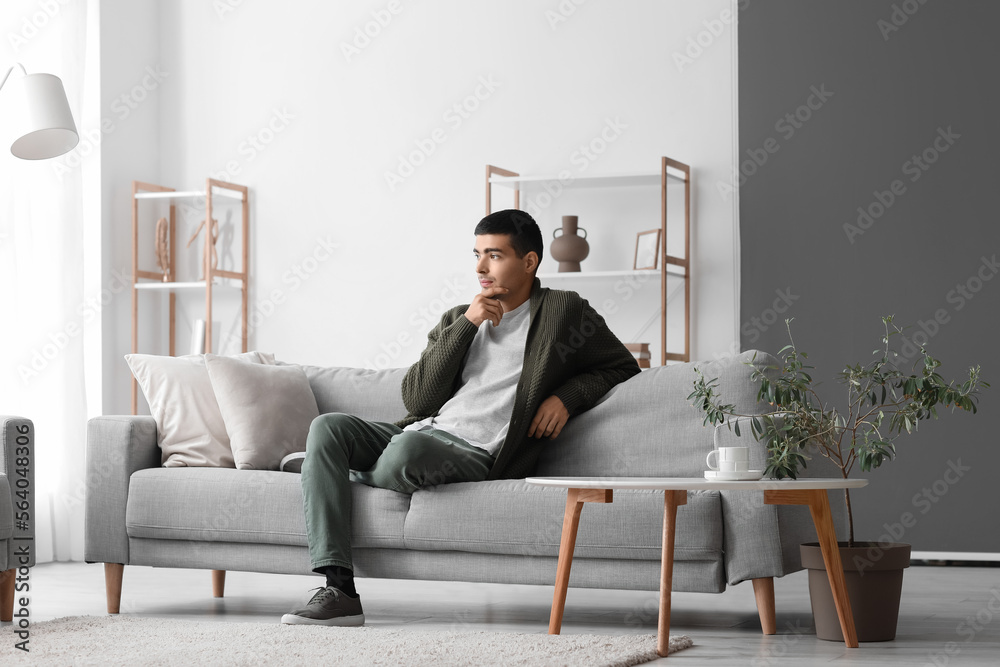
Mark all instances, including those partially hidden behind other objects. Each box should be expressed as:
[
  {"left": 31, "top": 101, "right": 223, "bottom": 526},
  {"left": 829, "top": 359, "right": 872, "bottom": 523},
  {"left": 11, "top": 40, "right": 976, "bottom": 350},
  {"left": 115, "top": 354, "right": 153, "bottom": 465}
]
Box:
[{"left": 800, "top": 541, "right": 911, "bottom": 642}]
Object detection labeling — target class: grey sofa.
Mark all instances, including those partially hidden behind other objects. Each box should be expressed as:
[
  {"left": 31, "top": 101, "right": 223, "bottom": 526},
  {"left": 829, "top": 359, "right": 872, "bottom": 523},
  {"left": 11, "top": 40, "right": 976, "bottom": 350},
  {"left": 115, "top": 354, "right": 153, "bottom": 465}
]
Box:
[
  {"left": 85, "top": 351, "right": 842, "bottom": 628},
  {"left": 1, "top": 416, "right": 35, "bottom": 623}
]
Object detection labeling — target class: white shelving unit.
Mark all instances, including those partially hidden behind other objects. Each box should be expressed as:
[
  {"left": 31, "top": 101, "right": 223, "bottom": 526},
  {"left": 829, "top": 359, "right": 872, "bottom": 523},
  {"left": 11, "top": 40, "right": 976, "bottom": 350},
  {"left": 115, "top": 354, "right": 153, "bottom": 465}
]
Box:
[
  {"left": 487, "top": 167, "right": 687, "bottom": 190},
  {"left": 130, "top": 179, "right": 249, "bottom": 414},
  {"left": 486, "top": 158, "right": 691, "bottom": 365},
  {"left": 133, "top": 280, "right": 243, "bottom": 291},
  {"left": 134, "top": 188, "right": 245, "bottom": 201},
  {"left": 535, "top": 267, "right": 685, "bottom": 280}
]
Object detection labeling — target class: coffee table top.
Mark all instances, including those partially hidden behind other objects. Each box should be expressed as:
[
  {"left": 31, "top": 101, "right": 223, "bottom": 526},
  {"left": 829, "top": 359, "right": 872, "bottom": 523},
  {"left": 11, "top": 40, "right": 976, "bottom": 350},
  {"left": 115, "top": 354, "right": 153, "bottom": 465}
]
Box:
[{"left": 525, "top": 476, "right": 868, "bottom": 491}]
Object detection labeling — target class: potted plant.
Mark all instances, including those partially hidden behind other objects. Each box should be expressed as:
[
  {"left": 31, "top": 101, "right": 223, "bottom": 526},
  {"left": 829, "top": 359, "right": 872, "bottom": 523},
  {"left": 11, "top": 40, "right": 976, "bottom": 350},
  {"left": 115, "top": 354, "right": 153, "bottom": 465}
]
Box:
[{"left": 688, "top": 316, "right": 988, "bottom": 642}]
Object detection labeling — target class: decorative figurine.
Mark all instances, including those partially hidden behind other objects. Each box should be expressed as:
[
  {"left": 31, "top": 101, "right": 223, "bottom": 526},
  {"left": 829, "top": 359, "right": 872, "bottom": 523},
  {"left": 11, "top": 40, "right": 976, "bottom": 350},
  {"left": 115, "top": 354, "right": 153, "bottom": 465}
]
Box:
[
  {"left": 186, "top": 216, "right": 219, "bottom": 279},
  {"left": 155, "top": 217, "right": 170, "bottom": 281}
]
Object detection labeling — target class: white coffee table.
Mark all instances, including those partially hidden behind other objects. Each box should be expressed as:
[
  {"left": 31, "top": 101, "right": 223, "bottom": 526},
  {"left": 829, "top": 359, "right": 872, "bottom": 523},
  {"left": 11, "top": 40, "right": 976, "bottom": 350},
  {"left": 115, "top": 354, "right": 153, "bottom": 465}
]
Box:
[{"left": 525, "top": 476, "right": 868, "bottom": 658}]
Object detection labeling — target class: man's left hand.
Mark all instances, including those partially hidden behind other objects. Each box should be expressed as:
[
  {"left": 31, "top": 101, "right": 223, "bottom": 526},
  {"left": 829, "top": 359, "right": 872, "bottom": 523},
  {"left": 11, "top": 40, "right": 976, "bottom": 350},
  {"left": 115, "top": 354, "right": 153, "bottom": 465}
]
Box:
[{"left": 527, "top": 396, "right": 569, "bottom": 439}]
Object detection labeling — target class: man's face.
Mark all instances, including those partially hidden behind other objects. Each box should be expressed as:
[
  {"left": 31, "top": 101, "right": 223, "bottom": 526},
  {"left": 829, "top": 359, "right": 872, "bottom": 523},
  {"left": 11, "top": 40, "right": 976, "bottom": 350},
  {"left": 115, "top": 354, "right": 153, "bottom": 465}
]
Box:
[{"left": 473, "top": 234, "right": 535, "bottom": 299}]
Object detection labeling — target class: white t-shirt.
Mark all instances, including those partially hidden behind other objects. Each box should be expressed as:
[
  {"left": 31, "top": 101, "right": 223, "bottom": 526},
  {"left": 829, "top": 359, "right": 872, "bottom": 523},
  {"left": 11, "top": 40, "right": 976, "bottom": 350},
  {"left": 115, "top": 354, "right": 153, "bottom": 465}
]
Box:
[{"left": 404, "top": 299, "right": 530, "bottom": 456}]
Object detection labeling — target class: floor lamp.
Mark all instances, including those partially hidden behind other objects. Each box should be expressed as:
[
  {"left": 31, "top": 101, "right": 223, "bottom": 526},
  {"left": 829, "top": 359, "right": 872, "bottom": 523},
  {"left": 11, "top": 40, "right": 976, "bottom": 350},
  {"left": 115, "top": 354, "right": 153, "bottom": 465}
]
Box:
[{"left": 0, "top": 63, "right": 78, "bottom": 160}]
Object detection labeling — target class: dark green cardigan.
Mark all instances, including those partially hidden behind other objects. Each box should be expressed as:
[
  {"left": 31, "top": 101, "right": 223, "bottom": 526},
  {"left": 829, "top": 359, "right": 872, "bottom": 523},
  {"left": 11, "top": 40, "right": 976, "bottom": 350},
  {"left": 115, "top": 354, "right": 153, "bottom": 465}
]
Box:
[{"left": 395, "top": 279, "right": 641, "bottom": 480}]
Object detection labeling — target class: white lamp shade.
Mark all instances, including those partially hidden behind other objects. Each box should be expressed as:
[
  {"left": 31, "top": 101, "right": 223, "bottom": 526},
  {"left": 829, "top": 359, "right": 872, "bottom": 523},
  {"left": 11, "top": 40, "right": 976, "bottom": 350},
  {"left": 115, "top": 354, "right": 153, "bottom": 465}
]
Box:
[{"left": 4, "top": 72, "right": 78, "bottom": 159}]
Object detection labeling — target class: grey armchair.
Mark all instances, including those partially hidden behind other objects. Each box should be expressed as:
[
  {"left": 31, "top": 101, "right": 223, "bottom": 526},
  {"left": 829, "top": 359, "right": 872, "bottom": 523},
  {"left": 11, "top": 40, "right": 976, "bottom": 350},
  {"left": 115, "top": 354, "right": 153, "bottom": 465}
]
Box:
[{"left": 0, "top": 416, "right": 34, "bottom": 622}]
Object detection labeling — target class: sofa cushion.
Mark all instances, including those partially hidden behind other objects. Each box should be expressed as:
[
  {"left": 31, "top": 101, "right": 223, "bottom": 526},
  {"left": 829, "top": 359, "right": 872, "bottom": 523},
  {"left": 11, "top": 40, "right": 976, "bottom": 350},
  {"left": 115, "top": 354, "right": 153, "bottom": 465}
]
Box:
[
  {"left": 535, "top": 351, "right": 777, "bottom": 478},
  {"left": 125, "top": 468, "right": 409, "bottom": 549},
  {"left": 295, "top": 365, "right": 407, "bottom": 422},
  {"left": 402, "top": 480, "right": 722, "bottom": 562},
  {"left": 124, "top": 351, "right": 275, "bottom": 468},
  {"left": 205, "top": 356, "right": 320, "bottom": 470}
]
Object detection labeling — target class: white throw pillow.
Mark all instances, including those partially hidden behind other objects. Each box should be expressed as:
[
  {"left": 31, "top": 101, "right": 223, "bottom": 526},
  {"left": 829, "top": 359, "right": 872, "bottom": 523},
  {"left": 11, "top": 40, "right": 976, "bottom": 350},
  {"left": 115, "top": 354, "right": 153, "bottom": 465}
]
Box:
[
  {"left": 205, "top": 354, "right": 320, "bottom": 471},
  {"left": 125, "top": 351, "right": 275, "bottom": 468}
]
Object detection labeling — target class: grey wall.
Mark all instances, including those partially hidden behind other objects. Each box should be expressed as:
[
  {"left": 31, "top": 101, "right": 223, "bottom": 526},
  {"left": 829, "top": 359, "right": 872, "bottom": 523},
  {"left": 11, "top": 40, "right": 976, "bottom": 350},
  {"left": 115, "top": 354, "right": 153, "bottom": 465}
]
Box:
[{"left": 738, "top": 1, "right": 998, "bottom": 553}]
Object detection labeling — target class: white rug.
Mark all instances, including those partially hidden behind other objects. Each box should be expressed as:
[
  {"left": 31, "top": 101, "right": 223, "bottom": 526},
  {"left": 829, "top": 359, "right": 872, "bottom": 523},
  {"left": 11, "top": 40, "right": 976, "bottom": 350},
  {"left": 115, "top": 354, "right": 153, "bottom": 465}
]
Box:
[{"left": 2, "top": 615, "right": 692, "bottom": 666}]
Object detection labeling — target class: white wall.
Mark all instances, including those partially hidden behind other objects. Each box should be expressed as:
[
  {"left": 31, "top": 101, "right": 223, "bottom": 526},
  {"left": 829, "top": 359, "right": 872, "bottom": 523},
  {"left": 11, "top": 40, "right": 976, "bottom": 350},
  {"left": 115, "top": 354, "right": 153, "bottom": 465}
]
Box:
[
  {"left": 104, "top": 0, "right": 740, "bottom": 413},
  {"left": 96, "top": 0, "right": 162, "bottom": 414}
]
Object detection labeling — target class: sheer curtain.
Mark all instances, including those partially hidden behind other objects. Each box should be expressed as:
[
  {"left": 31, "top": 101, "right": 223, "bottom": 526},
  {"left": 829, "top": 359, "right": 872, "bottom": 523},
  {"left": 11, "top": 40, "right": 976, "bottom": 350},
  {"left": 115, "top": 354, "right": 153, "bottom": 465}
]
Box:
[{"left": 0, "top": 0, "right": 96, "bottom": 562}]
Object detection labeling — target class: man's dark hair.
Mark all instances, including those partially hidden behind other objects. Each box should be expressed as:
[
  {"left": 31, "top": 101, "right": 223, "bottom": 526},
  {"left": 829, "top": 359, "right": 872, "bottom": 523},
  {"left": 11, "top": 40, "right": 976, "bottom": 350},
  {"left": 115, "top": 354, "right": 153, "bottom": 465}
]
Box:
[{"left": 475, "top": 209, "right": 544, "bottom": 264}]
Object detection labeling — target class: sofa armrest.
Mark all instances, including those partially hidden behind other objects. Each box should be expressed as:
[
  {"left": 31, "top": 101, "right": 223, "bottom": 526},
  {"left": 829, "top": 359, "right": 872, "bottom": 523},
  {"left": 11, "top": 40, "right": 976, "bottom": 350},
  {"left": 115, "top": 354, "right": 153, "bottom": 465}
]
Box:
[
  {"left": 0, "top": 416, "right": 34, "bottom": 570},
  {"left": 84, "top": 416, "right": 160, "bottom": 565},
  {"left": 715, "top": 416, "right": 848, "bottom": 584}
]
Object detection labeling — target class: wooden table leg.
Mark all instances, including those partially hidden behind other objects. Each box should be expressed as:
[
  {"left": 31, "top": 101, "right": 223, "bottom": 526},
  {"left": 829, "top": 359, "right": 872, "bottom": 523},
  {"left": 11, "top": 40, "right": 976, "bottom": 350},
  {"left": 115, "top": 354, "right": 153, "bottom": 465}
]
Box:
[
  {"left": 658, "top": 489, "right": 687, "bottom": 657},
  {"left": 764, "top": 489, "right": 858, "bottom": 648},
  {"left": 549, "top": 488, "right": 613, "bottom": 635}
]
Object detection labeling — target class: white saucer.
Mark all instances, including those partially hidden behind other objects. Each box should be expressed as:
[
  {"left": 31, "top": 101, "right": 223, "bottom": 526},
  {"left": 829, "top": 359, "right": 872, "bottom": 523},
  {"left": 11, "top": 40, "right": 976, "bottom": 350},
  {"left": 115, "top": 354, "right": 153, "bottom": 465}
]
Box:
[{"left": 704, "top": 470, "right": 764, "bottom": 481}]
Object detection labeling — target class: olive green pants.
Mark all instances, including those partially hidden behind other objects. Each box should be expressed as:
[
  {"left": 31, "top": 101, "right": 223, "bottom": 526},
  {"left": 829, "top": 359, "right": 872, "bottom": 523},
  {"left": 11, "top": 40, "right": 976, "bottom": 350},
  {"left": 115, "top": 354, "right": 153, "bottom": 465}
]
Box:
[{"left": 301, "top": 412, "right": 495, "bottom": 573}]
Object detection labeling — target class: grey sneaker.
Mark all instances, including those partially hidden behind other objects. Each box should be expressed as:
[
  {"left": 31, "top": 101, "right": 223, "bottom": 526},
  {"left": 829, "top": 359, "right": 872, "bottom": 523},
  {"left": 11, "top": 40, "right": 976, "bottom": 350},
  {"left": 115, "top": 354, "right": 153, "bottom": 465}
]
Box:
[{"left": 280, "top": 587, "right": 365, "bottom": 626}]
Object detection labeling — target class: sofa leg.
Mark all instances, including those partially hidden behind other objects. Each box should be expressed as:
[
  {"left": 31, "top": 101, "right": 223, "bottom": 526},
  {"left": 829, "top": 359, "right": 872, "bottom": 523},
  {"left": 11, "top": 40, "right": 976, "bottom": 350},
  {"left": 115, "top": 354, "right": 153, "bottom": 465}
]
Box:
[
  {"left": 105, "top": 563, "right": 124, "bottom": 614},
  {"left": 212, "top": 570, "right": 226, "bottom": 598},
  {"left": 0, "top": 568, "right": 14, "bottom": 622},
  {"left": 752, "top": 576, "right": 776, "bottom": 635}
]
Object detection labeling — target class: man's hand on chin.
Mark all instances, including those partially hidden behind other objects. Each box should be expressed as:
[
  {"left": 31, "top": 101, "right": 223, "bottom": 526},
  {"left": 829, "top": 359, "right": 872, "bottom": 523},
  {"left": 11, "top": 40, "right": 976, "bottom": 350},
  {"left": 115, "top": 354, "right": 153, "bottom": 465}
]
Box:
[
  {"left": 527, "top": 396, "right": 569, "bottom": 439},
  {"left": 464, "top": 286, "right": 509, "bottom": 327}
]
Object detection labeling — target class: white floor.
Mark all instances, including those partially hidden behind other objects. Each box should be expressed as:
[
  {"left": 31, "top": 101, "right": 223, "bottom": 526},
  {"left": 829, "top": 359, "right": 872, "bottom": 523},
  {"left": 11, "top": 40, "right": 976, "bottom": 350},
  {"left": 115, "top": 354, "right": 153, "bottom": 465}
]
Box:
[{"left": 9, "top": 561, "right": 1000, "bottom": 665}]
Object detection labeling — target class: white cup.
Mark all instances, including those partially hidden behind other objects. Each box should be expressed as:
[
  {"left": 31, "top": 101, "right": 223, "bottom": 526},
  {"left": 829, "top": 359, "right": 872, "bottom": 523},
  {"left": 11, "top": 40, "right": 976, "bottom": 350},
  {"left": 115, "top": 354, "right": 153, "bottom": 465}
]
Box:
[{"left": 706, "top": 446, "right": 749, "bottom": 472}]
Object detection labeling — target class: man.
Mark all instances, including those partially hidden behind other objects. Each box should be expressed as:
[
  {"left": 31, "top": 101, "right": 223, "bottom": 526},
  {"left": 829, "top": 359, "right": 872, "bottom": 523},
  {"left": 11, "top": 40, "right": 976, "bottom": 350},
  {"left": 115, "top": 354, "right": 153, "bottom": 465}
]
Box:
[{"left": 282, "top": 209, "right": 640, "bottom": 626}]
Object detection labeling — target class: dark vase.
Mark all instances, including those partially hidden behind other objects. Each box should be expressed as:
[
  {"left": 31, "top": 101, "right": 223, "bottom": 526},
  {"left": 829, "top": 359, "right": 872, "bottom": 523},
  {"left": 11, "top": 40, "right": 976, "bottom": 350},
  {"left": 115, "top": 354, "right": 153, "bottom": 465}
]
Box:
[{"left": 550, "top": 215, "right": 589, "bottom": 272}]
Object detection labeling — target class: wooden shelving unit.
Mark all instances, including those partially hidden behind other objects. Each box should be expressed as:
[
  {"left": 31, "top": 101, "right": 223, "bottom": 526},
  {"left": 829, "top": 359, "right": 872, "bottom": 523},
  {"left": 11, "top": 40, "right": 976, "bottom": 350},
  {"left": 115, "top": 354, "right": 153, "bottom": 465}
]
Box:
[
  {"left": 485, "top": 158, "right": 691, "bottom": 365},
  {"left": 130, "top": 179, "right": 249, "bottom": 413}
]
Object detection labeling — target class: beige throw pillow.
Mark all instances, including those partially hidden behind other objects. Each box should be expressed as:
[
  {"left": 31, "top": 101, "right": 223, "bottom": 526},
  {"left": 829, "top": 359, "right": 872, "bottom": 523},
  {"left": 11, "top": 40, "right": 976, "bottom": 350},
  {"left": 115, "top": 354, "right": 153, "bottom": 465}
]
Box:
[
  {"left": 205, "top": 355, "right": 320, "bottom": 470},
  {"left": 124, "top": 351, "right": 275, "bottom": 467}
]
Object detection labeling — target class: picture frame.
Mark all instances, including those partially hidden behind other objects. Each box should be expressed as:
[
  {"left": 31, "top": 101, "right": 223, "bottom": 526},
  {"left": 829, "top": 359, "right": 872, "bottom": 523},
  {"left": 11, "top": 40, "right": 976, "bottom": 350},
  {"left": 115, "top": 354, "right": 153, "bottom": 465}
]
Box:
[{"left": 633, "top": 229, "right": 661, "bottom": 270}]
